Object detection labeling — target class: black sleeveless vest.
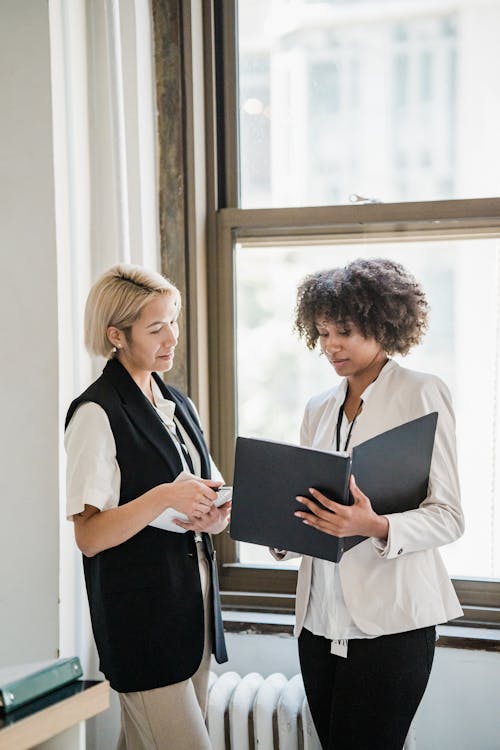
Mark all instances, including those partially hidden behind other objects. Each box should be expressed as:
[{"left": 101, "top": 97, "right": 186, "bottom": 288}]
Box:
[{"left": 65, "top": 358, "right": 227, "bottom": 692}]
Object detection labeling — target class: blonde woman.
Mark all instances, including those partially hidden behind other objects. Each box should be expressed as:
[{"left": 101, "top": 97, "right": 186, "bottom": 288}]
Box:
[{"left": 65, "top": 264, "right": 229, "bottom": 749}]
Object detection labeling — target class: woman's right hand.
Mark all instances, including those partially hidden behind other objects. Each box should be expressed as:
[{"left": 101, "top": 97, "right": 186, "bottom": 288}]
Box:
[
  {"left": 166, "top": 478, "right": 220, "bottom": 520},
  {"left": 73, "top": 479, "right": 221, "bottom": 558}
]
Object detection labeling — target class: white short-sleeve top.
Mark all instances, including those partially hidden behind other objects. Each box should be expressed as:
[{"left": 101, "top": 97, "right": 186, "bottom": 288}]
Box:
[{"left": 65, "top": 379, "right": 222, "bottom": 518}]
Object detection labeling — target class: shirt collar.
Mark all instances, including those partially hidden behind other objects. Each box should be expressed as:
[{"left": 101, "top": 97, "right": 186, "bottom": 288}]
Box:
[
  {"left": 151, "top": 379, "right": 176, "bottom": 427},
  {"left": 337, "top": 357, "right": 395, "bottom": 404}
]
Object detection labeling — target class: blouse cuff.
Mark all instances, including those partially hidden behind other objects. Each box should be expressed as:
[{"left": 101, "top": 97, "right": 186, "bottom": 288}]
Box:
[
  {"left": 66, "top": 486, "right": 111, "bottom": 519},
  {"left": 371, "top": 516, "right": 391, "bottom": 557}
]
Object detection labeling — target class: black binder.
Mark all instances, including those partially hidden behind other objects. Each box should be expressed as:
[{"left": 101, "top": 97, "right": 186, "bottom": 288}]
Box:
[{"left": 230, "top": 412, "right": 438, "bottom": 563}]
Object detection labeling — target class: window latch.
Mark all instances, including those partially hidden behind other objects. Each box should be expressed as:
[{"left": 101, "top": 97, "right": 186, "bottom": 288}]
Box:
[{"left": 349, "top": 193, "right": 382, "bottom": 204}]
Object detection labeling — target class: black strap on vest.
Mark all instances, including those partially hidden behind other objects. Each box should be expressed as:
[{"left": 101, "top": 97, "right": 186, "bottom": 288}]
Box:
[{"left": 202, "top": 534, "right": 228, "bottom": 663}]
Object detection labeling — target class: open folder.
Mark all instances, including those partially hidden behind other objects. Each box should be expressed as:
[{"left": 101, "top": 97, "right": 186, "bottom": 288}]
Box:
[{"left": 230, "top": 412, "right": 438, "bottom": 563}]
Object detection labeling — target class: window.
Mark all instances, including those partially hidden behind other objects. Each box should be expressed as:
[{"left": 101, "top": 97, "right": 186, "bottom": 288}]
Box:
[
  {"left": 235, "top": 236, "right": 500, "bottom": 583},
  {"left": 236, "top": 0, "right": 500, "bottom": 208},
  {"left": 208, "top": 0, "right": 500, "bottom": 624}
]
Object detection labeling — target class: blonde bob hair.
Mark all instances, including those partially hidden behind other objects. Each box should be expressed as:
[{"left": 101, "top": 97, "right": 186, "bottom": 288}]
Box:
[{"left": 84, "top": 263, "right": 180, "bottom": 358}]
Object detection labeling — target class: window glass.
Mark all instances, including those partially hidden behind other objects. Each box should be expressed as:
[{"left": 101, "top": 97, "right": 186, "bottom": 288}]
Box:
[
  {"left": 235, "top": 237, "right": 500, "bottom": 580},
  {"left": 237, "top": 0, "right": 500, "bottom": 207}
]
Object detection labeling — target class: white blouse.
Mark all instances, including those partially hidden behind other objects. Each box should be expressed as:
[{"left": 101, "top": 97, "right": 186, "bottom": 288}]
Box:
[
  {"left": 303, "top": 380, "right": 377, "bottom": 653},
  {"left": 65, "top": 379, "right": 222, "bottom": 519}
]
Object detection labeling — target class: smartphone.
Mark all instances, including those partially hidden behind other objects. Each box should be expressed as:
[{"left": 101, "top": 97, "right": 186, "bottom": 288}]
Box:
[{"left": 214, "top": 485, "right": 233, "bottom": 506}]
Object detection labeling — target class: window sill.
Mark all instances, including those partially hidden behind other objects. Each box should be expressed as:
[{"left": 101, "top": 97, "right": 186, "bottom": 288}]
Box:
[{"left": 222, "top": 611, "right": 500, "bottom": 652}]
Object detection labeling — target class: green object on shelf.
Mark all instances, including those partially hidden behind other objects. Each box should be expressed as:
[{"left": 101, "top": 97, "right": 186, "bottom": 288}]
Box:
[{"left": 0, "top": 657, "right": 83, "bottom": 713}]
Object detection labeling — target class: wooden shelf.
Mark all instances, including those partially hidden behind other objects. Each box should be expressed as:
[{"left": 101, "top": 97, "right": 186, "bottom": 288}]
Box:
[{"left": 0, "top": 680, "right": 109, "bottom": 750}]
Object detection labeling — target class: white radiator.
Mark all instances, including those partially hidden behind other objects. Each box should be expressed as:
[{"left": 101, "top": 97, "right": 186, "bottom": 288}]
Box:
[
  {"left": 207, "top": 671, "right": 321, "bottom": 750},
  {"left": 207, "top": 671, "right": 418, "bottom": 750}
]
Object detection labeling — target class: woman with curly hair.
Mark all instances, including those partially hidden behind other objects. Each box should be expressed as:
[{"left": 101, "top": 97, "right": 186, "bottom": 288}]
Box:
[{"left": 278, "top": 258, "right": 464, "bottom": 750}]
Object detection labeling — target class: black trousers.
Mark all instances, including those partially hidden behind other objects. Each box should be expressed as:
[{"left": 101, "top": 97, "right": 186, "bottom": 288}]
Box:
[{"left": 298, "top": 626, "right": 435, "bottom": 750}]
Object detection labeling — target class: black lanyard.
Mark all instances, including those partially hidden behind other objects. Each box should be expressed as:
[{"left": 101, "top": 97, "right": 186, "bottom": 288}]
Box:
[
  {"left": 335, "top": 400, "right": 362, "bottom": 452},
  {"left": 169, "top": 421, "right": 195, "bottom": 473}
]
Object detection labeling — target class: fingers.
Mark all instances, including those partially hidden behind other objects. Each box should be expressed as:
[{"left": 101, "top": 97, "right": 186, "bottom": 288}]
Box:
[
  {"left": 295, "top": 513, "right": 344, "bottom": 537},
  {"left": 174, "top": 511, "right": 212, "bottom": 530},
  {"left": 184, "top": 479, "right": 218, "bottom": 501},
  {"left": 200, "top": 478, "right": 223, "bottom": 491},
  {"left": 171, "top": 479, "right": 225, "bottom": 521},
  {"left": 297, "top": 488, "right": 345, "bottom": 514},
  {"left": 349, "top": 474, "right": 363, "bottom": 499},
  {"left": 295, "top": 495, "right": 336, "bottom": 521},
  {"left": 298, "top": 480, "right": 369, "bottom": 511},
  {"left": 193, "top": 500, "right": 213, "bottom": 516},
  {"left": 197, "top": 501, "right": 231, "bottom": 520},
  {"left": 198, "top": 485, "right": 218, "bottom": 502},
  {"left": 349, "top": 475, "right": 371, "bottom": 507},
  {"left": 183, "top": 481, "right": 218, "bottom": 511},
  {"left": 173, "top": 518, "right": 194, "bottom": 530},
  {"left": 175, "top": 504, "right": 229, "bottom": 533},
  {"left": 294, "top": 505, "right": 351, "bottom": 537},
  {"left": 294, "top": 476, "right": 374, "bottom": 537}
]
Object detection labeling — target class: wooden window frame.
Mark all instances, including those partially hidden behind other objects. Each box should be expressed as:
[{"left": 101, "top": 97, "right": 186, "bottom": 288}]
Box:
[{"left": 208, "top": 200, "right": 500, "bottom": 627}]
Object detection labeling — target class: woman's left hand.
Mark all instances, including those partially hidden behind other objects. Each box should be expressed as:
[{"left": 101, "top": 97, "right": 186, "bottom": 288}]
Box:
[
  {"left": 173, "top": 501, "right": 232, "bottom": 535},
  {"left": 295, "top": 476, "right": 389, "bottom": 540}
]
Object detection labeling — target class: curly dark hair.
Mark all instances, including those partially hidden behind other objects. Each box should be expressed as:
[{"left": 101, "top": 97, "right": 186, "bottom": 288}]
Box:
[{"left": 294, "top": 258, "right": 429, "bottom": 356}]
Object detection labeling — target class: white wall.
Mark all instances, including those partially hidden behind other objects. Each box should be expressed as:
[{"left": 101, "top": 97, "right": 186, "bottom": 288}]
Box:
[
  {"left": 0, "top": 1, "right": 59, "bottom": 665},
  {"left": 417, "top": 646, "right": 500, "bottom": 750}
]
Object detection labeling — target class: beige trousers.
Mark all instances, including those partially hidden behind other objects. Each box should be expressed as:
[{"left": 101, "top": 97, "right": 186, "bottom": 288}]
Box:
[{"left": 116, "top": 543, "right": 212, "bottom": 750}]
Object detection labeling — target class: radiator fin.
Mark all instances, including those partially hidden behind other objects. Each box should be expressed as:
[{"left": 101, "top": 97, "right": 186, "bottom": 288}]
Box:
[
  {"left": 207, "top": 672, "right": 321, "bottom": 750},
  {"left": 208, "top": 671, "right": 418, "bottom": 750}
]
